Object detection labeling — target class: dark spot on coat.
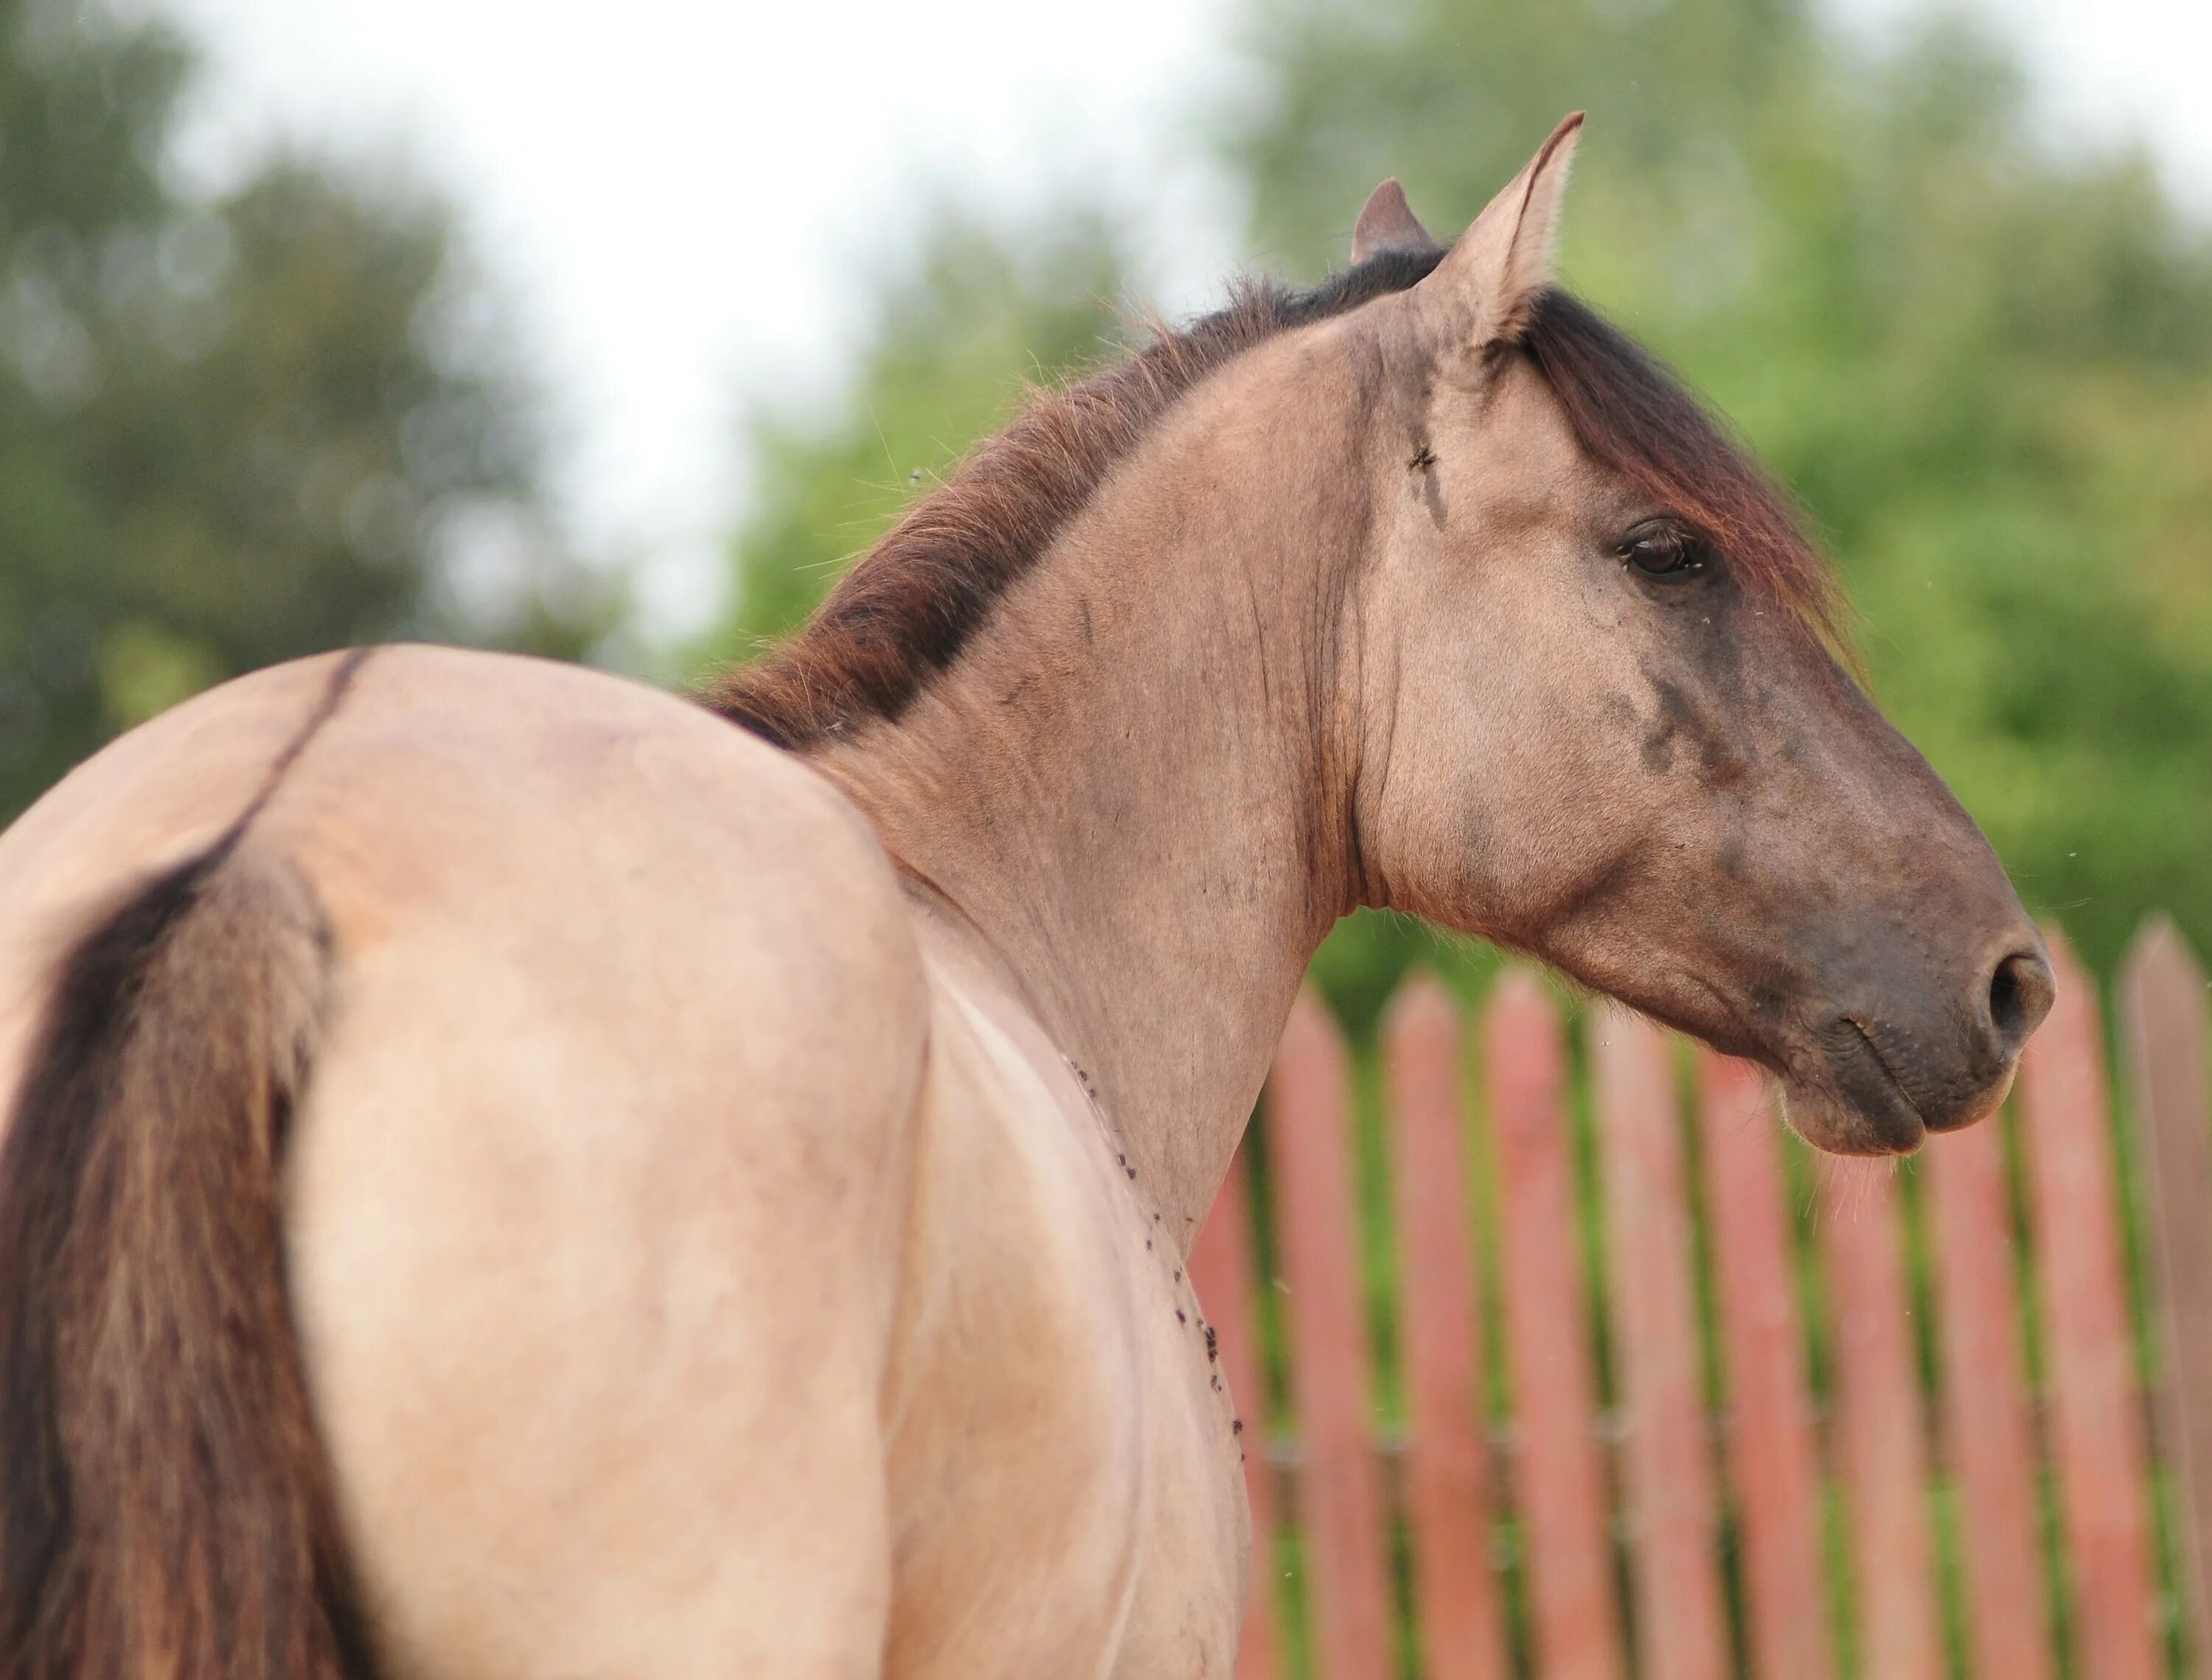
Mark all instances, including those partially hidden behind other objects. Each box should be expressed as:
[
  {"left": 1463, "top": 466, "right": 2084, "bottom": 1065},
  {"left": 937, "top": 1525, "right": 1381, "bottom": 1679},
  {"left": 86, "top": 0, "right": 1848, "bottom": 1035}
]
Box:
[{"left": 1641, "top": 677, "right": 1693, "bottom": 773}]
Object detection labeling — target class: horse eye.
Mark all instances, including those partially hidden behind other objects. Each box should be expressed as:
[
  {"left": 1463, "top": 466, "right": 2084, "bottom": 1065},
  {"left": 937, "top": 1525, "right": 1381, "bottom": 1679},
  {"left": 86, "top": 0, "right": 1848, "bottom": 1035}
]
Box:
[{"left": 1620, "top": 525, "right": 1710, "bottom": 581}]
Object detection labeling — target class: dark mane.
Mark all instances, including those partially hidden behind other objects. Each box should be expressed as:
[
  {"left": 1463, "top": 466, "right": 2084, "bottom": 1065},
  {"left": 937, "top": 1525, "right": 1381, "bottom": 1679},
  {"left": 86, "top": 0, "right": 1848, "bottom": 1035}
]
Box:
[{"left": 705, "top": 254, "right": 1835, "bottom": 750}]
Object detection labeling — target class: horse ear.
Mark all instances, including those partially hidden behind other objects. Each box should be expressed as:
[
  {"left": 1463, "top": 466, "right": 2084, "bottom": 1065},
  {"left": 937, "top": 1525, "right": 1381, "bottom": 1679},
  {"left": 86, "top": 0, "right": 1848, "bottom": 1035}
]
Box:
[
  {"left": 1351, "top": 178, "right": 1433, "bottom": 262},
  {"left": 1420, "top": 111, "right": 1583, "bottom": 348}
]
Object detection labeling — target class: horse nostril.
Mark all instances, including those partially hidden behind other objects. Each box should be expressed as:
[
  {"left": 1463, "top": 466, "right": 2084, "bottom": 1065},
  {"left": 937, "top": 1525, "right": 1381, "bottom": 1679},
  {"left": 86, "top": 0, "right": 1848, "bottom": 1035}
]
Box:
[{"left": 1988, "top": 948, "right": 2056, "bottom": 1053}]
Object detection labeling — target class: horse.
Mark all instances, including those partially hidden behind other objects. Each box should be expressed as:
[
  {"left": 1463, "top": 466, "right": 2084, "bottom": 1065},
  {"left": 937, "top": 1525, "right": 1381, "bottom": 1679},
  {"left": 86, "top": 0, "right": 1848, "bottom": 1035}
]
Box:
[{"left": 0, "top": 114, "right": 2051, "bottom": 1679}]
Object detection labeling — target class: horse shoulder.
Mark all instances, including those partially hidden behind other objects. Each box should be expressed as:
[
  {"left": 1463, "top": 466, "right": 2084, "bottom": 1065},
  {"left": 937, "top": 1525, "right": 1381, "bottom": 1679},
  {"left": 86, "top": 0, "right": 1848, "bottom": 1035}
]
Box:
[{"left": 866, "top": 955, "right": 1245, "bottom": 1676}]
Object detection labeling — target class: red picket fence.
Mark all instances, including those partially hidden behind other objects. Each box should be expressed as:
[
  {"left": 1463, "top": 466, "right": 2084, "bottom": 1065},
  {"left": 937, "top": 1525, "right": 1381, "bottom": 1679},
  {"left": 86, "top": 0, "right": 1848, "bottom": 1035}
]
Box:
[{"left": 1191, "top": 919, "right": 2212, "bottom": 1679}]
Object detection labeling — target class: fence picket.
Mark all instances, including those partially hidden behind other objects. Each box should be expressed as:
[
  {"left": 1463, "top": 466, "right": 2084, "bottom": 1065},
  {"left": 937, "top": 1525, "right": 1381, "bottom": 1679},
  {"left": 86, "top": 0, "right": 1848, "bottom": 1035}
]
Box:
[
  {"left": 1695, "top": 1052, "right": 1836, "bottom": 1680},
  {"left": 1926, "top": 1113, "right": 2055, "bottom": 1680},
  {"left": 1267, "top": 989, "right": 1394, "bottom": 1680},
  {"left": 1592, "top": 1006, "right": 1729, "bottom": 1680},
  {"left": 2020, "top": 930, "right": 2163, "bottom": 1680},
  {"left": 2121, "top": 917, "right": 2212, "bottom": 1673},
  {"left": 1817, "top": 1156, "right": 1945, "bottom": 1680},
  {"left": 1385, "top": 977, "right": 1512, "bottom": 1680},
  {"left": 1484, "top": 973, "right": 1627, "bottom": 1680},
  {"left": 1190, "top": 1146, "right": 1282, "bottom": 1680},
  {"left": 1208, "top": 925, "right": 2204, "bottom": 1680}
]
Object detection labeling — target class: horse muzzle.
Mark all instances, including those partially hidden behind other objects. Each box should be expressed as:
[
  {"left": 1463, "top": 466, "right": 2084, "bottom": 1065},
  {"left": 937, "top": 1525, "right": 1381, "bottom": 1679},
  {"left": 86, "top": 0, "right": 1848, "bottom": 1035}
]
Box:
[{"left": 1776, "top": 932, "right": 2055, "bottom": 1157}]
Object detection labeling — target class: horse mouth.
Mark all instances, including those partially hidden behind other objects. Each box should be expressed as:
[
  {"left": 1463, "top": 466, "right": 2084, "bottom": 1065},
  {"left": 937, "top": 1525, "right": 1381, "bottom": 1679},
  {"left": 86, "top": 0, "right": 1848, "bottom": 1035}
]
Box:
[{"left": 1778, "top": 1016, "right": 1928, "bottom": 1157}]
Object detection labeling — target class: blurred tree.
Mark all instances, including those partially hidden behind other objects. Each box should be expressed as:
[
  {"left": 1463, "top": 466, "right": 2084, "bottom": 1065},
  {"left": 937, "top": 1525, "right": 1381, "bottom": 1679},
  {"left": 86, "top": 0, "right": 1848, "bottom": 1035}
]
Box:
[
  {"left": 0, "top": 0, "right": 613, "bottom": 818},
  {"left": 712, "top": 0, "right": 2212, "bottom": 1017}
]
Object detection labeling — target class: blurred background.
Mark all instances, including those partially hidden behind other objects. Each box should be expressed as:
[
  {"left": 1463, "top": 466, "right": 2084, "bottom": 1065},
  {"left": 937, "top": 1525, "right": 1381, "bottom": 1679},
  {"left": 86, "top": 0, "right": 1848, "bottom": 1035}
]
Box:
[{"left": 1, "top": 0, "right": 2207, "bottom": 1017}]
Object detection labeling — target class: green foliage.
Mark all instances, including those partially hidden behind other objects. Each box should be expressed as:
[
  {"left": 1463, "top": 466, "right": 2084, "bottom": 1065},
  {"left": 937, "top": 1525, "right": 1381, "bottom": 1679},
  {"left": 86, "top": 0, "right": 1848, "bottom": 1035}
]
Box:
[
  {"left": 712, "top": 0, "right": 2212, "bottom": 1011},
  {"left": 0, "top": 0, "right": 613, "bottom": 819}
]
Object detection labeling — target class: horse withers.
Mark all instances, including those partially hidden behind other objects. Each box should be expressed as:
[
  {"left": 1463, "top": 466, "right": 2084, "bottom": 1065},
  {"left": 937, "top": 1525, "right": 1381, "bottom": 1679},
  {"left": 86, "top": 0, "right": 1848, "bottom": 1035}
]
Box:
[{"left": 0, "top": 116, "right": 2050, "bottom": 1679}]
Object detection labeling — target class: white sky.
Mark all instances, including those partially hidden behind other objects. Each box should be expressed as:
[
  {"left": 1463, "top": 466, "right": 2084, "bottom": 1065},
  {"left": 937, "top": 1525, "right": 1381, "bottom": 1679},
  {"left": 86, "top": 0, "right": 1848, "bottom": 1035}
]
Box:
[{"left": 153, "top": 0, "right": 2212, "bottom": 641}]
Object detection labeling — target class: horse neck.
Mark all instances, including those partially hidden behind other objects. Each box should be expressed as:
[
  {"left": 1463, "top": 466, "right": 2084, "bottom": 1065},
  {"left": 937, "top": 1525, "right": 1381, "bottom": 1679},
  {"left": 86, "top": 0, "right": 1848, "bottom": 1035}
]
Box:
[{"left": 815, "top": 348, "right": 1370, "bottom": 1241}]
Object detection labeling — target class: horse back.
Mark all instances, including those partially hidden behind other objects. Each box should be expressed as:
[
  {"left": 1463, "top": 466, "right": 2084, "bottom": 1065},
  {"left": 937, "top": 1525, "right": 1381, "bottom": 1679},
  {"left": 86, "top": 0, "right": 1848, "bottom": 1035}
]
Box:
[
  {"left": 0, "top": 643, "right": 931, "bottom": 1159},
  {"left": 0, "top": 643, "right": 933, "bottom": 1678}
]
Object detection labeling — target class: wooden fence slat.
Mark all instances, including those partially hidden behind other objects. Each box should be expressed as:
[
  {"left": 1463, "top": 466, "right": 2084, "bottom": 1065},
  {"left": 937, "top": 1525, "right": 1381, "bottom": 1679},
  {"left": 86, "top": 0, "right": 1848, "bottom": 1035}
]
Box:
[
  {"left": 1190, "top": 1146, "right": 1282, "bottom": 1680},
  {"left": 1266, "top": 989, "right": 1394, "bottom": 1680},
  {"left": 1817, "top": 1157, "right": 1945, "bottom": 1680},
  {"left": 1593, "top": 1006, "right": 1730, "bottom": 1680},
  {"left": 2121, "top": 916, "right": 2212, "bottom": 1673},
  {"left": 1385, "top": 977, "right": 1511, "bottom": 1680},
  {"left": 1696, "top": 1052, "right": 1836, "bottom": 1680},
  {"left": 2020, "top": 930, "right": 2163, "bottom": 1680},
  {"left": 1926, "top": 1112, "right": 2055, "bottom": 1680},
  {"left": 1484, "top": 973, "right": 1627, "bottom": 1680}
]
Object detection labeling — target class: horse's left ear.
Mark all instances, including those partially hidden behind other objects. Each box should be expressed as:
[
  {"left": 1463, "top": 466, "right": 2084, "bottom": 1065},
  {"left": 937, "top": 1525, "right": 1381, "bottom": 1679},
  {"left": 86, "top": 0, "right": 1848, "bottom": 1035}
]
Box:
[
  {"left": 1352, "top": 178, "right": 1434, "bottom": 262},
  {"left": 1419, "top": 111, "right": 1583, "bottom": 349}
]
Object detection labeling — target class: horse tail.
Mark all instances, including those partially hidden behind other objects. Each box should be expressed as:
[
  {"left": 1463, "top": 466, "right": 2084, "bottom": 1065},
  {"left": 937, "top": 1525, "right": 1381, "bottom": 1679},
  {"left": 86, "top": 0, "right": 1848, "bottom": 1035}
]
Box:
[{"left": 0, "top": 837, "right": 374, "bottom": 1680}]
